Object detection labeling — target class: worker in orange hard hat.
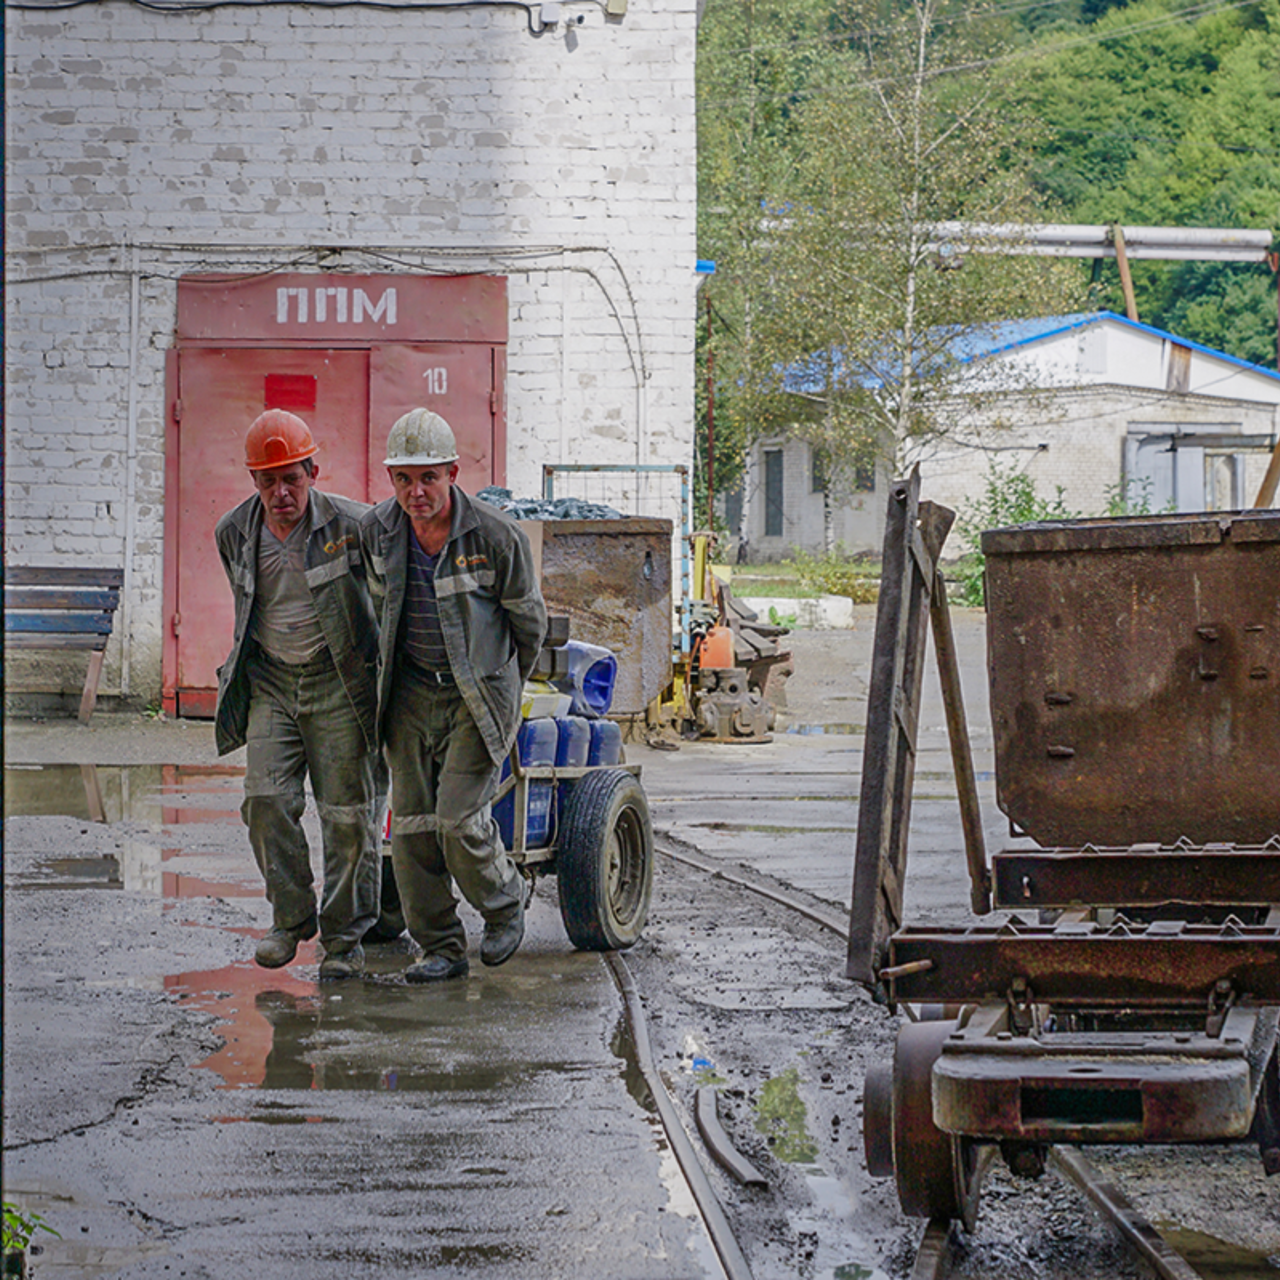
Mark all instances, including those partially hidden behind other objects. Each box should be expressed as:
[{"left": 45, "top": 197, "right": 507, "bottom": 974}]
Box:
[{"left": 214, "top": 409, "right": 383, "bottom": 982}]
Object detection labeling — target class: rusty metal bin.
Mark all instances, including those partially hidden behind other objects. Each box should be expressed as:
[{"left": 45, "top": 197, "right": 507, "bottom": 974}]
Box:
[
  {"left": 853, "top": 480, "right": 1280, "bottom": 1229},
  {"left": 519, "top": 518, "right": 673, "bottom": 719},
  {"left": 982, "top": 510, "right": 1280, "bottom": 848}
]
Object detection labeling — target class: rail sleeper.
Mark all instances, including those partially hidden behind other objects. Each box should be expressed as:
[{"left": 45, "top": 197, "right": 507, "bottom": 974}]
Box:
[{"left": 5, "top": 566, "right": 124, "bottom": 723}]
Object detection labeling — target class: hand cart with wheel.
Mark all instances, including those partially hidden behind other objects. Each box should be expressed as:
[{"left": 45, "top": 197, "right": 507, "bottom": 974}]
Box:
[
  {"left": 494, "top": 740, "right": 655, "bottom": 951},
  {"left": 369, "top": 743, "right": 655, "bottom": 952}
]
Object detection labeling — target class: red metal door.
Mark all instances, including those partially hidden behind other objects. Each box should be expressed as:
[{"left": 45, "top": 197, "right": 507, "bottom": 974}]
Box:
[
  {"left": 367, "top": 344, "right": 504, "bottom": 504},
  {"left": 166, "top": 348, "right": 370, "bottom": 716}
]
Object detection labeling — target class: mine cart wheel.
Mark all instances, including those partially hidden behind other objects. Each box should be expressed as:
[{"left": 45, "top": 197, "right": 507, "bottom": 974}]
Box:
[
  {"left": 863, "top": 1061, "right": 895, "bottom": 1178},
  {"left": 891, "top": 1021, "right": 985, "bottom": 1232},
  {"left": 365, "top": 854, "right": 407, "bottom": 943},
  {"left": 557, "top": 769, "right": 654, "bottom": 951}
]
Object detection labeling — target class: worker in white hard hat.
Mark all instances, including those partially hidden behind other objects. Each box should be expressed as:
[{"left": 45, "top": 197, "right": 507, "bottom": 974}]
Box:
[
  {"left": 214, "top": 410, "right": 382, "bottom": 982},
  {"left": 360, "top": 409, "right": 547, "bottom": 982}
]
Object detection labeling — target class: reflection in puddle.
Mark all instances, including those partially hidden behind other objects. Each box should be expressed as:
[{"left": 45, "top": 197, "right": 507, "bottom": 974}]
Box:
[
  {"left": 607, "top": 1020, "right": 721, "bottom": 1276},
  {"left": 750, "top": 1067, "right": 890, "bottom": 1280},
  {"left": 783, "top": 724, "right": 861, "bottom": 736},
  {"left": 755, "top": 1067, "right": 819, "bottom": 1164},
  {"left": 6, "top": 763, "right": 261, "bottom": 900},
  {"left": 26, "top": 854, "right": 123, "bottom": 889},
  {"left": 3, "top": 762, "right": 244, "bottom": 825},
  {"left": 611, "top": 1018, "right": 657, "bottom": 1115},
  {"left": 170, "top": 956, "right": 594, "bottom": 1096}
]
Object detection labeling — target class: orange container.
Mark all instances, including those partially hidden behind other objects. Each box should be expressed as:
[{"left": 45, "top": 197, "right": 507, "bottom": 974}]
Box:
[{"left": 698, "top": 624, "right": 735, "bottom": 670}]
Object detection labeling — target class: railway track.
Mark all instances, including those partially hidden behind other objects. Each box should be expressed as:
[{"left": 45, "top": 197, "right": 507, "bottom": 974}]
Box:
[{"left": 645, "top": 837, "right": 1233, "bottom": 1280}]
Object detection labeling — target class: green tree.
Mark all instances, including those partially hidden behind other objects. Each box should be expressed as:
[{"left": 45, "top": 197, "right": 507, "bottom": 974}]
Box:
[
  {"left": 1025, "top": 0, "right": 1280, "bottom": 363},
  {"left": 697, "top": 0, "right": 845, "bottom": 521},
  {"left": 744, "top": 0, "right": 1080, "bottom": 508}
]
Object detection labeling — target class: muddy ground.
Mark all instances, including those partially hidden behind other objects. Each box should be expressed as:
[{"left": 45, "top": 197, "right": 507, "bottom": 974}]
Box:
[{"left": 4, "top": 615, "right": 1280, "bottom": 1278}]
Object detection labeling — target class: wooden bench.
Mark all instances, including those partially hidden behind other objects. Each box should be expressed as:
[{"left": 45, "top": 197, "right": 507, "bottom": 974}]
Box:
[{"left": 5, "top": 566, "right": 124, "bottom": 723}]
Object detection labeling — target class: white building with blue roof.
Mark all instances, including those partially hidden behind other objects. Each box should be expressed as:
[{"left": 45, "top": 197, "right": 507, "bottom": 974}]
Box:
[{"left": 732, "top": 311, "right": 1280, "bottom": 560}]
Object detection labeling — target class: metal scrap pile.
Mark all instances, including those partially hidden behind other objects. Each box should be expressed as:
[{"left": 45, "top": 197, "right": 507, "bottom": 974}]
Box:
[{"left": 477, "top": 487, "right": 623, "bottom": 521}]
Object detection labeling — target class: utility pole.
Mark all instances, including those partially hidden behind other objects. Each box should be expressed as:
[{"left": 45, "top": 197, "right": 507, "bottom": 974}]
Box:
[
  {"left": 1109, "top": 224, "right": 1139, "bottom": 322},
  {"left": 706, "top": 288, "right": 716, "bottom": 531}
]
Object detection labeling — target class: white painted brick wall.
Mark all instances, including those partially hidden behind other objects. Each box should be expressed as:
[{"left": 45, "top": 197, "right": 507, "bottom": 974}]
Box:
[
  {"left": 741, "top": 388, "right": 1280, "bottom": 562},
  {"left": 5, "top": 0, "right": 699, "bottom": 708}
]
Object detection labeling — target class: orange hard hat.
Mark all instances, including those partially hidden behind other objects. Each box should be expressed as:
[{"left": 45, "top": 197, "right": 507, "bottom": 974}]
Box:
[{"left": 244, "top": 409, "right": 319, "bottom": 471}]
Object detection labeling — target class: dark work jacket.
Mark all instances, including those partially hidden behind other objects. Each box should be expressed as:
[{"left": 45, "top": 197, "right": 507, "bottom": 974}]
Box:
[
  {"left": 359, "top": 487, "right": 548, "bottom": 768},
  {"left": 213, "top": 488, "right": 380, "bottom": 756}
]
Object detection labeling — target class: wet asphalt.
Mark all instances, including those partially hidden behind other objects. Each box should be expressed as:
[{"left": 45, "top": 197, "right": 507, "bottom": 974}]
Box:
[{"left": 2, "top": 611, "right": 998, "bottom": 1279}]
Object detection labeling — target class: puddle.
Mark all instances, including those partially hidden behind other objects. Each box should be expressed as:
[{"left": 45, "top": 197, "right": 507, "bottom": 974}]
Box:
[
  {"left": 751, "top": 1069, "right": 891, "bottom": 1280},
  {"left": 791, "top": 1170, "right": 891, "bottom": 1280},
  {"left": 6, "top": 763, "right": 270, "bottom": 900},
  {"left": 612, "top": 1018, "right": 659, "bottom": 1116},
  {"left": 3, "top": 762, "right": 244, "bottom": 825},
  {"left": 698, "top": 822, "right": 855, "bottom": 836},
  {"left": 1155, "top": 1224, "right": 1280, "bottom": 1278},
  {"left": 10, "top": 833, "right": 259, "bottom": 899},
  {"left": 755, "top": 1067, "right": 819, "bottom": 1163},
  {"left": 610, "top": 1021, "right": 727, "bottom": 1278},
  {"left": 167, "top": 954, "right": 612, "bottom": 1096},
  {"left": 24, "top": 854, "right": 124, "bottom": 889},
  {"left": 784, "top": 724, "right": 862, "bottom": 736}
]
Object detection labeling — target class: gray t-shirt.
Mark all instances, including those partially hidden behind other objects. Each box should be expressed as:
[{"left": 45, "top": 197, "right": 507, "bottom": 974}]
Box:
[{"left": 251, "top": 519, "right": 327, "bottom": 664}]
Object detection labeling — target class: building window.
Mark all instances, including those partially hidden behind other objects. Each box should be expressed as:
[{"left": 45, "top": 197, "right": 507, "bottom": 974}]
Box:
[{"left": 764, "top": 448, "right": 784, "bottom": 537}]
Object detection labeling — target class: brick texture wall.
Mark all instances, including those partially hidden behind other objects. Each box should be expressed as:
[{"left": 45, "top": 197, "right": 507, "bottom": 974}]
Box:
[{"left": 5, "top": 0, "right": 698, "bottom": 708}]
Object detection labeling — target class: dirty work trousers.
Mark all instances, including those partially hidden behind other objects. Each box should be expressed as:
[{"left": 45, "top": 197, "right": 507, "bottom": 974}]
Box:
[
  {"left": 242, "top": 648, "right": 379, "bottom": 953},
  {"left": 384, "top": 661, "right": 523, "bottom": 962}
]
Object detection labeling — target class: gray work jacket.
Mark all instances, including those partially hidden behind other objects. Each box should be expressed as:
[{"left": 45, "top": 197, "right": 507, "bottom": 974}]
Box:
[
  {"left": 214, "top": 488, "right": 380, "bottom": 756},
  {"left": 359, "top": 487, "right": 548, "bottom": 768}
]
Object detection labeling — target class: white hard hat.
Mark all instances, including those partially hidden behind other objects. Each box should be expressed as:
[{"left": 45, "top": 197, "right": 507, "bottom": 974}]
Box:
[{"left": 383, "top": 408, "right": 459, "bottom": 467}]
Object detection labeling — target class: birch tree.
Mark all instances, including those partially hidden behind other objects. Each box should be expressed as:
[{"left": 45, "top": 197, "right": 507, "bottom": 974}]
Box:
[{"left": 746, "top": 0, "right": 1080, "bottom": 504}]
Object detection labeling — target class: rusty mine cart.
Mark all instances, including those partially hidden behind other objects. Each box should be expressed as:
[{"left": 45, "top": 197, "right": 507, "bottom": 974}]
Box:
[{"left": 854, "top": 471, "right": 1280, "bottom": 1231}]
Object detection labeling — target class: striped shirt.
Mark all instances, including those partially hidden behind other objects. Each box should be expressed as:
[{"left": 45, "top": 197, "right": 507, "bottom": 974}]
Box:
[{"left": 401, "top": 535, "right": 451, "bottom": 672}]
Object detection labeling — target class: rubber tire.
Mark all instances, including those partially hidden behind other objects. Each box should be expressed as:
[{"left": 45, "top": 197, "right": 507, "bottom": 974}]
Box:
[{"left": 557, "top": 768, "right": 654, "bottom": 951}]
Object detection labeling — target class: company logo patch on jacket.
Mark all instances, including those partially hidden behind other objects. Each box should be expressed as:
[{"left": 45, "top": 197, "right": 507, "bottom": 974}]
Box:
[
  {"left": 325, "top": 533, "right": 358, "bottom": 556},
  {"left": 454, "top": 553, "right": 490, "bottom": 570}
]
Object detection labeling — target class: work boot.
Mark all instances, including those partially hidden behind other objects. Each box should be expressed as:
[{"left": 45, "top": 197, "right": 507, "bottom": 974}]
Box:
[
  {"left": 405, "top": 954, "right": 469, "bottom": 984},
  {"left": 481, "top": 896, "right": 524, "bottom": 967},
  {"left": 318, "top": 943, "right": 365, "bottom": 982},
  {"left": 254, "top": 914, "right": 318, "bottom": 969}
]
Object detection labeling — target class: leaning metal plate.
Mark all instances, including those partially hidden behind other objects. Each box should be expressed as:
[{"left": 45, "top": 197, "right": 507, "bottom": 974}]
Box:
[
  {"left": 847, "top": 471, "right": 954, "bottom": 985},
  {"left": 982, "top": 509, "right": 1280, "bottom": 847}
]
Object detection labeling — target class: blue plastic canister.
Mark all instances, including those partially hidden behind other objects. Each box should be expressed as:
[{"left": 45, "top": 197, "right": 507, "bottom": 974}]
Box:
[
  {"left": 554, "top": 716, "right": 591, "bottom": 818},
  {"left": 587, "top": 718, "right": 623, "bottom": 767},
  {"left": 493, "top": 718, "right": 557, "bottom": 850},
  {"left": 555, "top": 641, "right": 619, "bottom": 718}
]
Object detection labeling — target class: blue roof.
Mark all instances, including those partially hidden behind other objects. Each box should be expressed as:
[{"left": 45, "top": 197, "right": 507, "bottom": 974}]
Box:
[{"left": 782, "top": 310, "right": 1280, "bottom": 393}]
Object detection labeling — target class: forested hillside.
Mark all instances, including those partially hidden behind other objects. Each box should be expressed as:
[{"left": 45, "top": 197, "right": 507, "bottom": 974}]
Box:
[
  {"left": 1020, "top": 0, "right": 1280, "bottom": 365},
  {"left": 695, "top": 0, "right": 1280, "bottom": 502}
]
